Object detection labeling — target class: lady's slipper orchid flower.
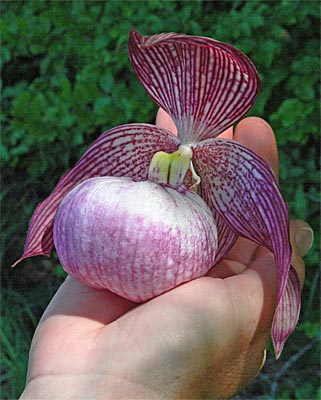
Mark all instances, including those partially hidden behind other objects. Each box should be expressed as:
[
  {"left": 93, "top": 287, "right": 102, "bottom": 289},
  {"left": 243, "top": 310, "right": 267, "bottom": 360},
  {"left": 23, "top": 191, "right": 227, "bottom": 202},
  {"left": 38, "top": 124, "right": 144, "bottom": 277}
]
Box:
[{"left": 14, "top": 30, "right": 300, "bottom": 359}]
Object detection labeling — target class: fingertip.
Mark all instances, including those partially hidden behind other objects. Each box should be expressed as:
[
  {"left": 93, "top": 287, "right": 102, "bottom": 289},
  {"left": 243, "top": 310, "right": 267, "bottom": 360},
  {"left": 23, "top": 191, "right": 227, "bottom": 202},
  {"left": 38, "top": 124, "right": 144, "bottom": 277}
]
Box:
[
  {"left": 291, "top": 220, "right": 314, "bottom": 257},
  {"left": 155, "top": 108, "right": 178, "bottom": 136},
  {"left": 208, "top": 259, "right": 247, "bottom": 278},
  {"left": 254, "top": 349, "right": 267, "bottom": 378},
  {"left": 218, "top": 126, "right": 234, "bottom": 140},
  {"left": 234, "top": 117, "right": 279, "bottom": 180},
  {"left": 289, "top": 220, "right": 313, "bottom": 289},
  {"left": 224, "top": 252, "right": 277, "bottom": 335}
]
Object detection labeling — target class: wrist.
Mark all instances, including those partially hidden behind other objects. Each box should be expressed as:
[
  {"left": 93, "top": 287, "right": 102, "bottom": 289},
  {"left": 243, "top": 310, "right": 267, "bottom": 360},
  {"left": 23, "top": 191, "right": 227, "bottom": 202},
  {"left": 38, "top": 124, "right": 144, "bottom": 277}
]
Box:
[
  {"left": 20, "top": 376, "right": 87, "bottom": 400},
  {"left": 20, "top": 374, "right": 162, "bottom": 400}
]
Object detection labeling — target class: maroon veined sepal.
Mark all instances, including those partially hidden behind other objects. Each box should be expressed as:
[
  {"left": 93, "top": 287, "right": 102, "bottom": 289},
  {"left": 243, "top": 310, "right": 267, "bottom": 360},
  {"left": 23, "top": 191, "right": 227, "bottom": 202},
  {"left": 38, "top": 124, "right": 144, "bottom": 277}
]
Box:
[
  {"left": 199, "top": 189, "right": 239, "bottom": 265},
  {"left": 272, "top": 265, "right": 301, "bottom": 359},
  {"left": 129, "top": 30, "right": 260, "bottom": 144},
  {"left": 193, "top": 138, "right": 295, "bottom": 356},
  {"left": 13, "top": 124, "right": 180, "bottom": 267}
]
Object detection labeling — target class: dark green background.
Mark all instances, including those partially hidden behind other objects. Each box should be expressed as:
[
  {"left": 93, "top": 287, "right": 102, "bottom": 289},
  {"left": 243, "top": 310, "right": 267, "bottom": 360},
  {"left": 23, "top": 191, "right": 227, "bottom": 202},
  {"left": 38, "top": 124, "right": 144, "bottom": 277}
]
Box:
[{"left": 1, "top": 1, "right": 320, "bottom": 399}]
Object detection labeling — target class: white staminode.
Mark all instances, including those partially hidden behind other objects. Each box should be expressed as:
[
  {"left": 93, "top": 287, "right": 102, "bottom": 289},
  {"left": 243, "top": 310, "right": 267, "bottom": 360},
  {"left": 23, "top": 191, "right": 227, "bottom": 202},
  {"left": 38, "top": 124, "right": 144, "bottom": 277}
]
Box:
[
  {"left": 148, "top": 144, "right": 201, "bottom": 189},
  {"left": 178, "top": 144, "right": 201, "bottom": 188}
]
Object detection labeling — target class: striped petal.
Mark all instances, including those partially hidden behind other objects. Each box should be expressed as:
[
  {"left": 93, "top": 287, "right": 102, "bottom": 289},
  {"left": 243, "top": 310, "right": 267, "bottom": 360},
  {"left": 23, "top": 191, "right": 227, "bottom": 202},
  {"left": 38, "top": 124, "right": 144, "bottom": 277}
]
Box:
[
  {"left": 14, "top": 124, "right": 179, "bottom": 266},
  {"left": 193, "top": 139, "right": 297, "bottom": 355},
  {"left": 129, "top": 30, "right": 259, "bottom": 144},
  {"left": 272, "top": 266, "right": 301, "bottom": 359},
  {"left": 201, "top": 196, "right": 238, "bottom": 265},
  {"left": 213, "top": 220, "right": 238, "bottom": 265}
]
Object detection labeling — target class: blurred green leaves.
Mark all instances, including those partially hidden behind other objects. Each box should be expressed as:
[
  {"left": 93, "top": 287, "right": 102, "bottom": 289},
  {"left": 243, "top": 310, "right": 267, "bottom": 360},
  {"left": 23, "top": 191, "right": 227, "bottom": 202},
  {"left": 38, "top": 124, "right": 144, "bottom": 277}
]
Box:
[{"left": 2, "top": 0, "right": 319, "bottom": 173}]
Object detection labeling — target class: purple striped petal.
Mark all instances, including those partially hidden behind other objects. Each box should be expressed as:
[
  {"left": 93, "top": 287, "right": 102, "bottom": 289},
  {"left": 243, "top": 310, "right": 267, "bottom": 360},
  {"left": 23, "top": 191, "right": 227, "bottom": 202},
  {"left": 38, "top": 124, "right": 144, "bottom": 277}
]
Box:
[
  {"left": 129, "top": 30, "right": 259, "bottom": 144},
  {"left": 14, "top": 124, "right": 179, "bottom": 266},
  {"left": 213, "top": 220, "right": 238, "bottom": 265},
  {"left": 272, "top": 266, "right": 301, "bottom": 359},
  {"left": 193, "top": 139, "right": 296, "bottom": 354},
  {"left": 200, "top": 194, "right": 238, "bottom": 265}
]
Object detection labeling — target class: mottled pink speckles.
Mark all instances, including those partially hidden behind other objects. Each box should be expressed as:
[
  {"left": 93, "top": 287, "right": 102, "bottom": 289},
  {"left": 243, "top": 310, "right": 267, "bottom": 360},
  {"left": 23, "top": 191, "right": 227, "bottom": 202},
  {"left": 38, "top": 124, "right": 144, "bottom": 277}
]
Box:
[{"left": 53, "top": 177, "right": 217, "bottom": 302}]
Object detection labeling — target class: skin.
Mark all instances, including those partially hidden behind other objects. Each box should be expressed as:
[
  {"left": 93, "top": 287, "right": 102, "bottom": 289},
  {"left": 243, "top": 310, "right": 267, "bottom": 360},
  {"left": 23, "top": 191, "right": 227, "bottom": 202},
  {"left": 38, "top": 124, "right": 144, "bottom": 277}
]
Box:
[{"left": 20, "top": 113, "right": 313, "bottom": 399}]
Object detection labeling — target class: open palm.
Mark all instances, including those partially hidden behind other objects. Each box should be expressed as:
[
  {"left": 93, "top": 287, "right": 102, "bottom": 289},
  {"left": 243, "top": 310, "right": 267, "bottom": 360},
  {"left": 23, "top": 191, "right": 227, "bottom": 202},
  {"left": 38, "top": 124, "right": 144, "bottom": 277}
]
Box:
[{"left": 20, "top": 116, "right": 310, "bottom": 400}]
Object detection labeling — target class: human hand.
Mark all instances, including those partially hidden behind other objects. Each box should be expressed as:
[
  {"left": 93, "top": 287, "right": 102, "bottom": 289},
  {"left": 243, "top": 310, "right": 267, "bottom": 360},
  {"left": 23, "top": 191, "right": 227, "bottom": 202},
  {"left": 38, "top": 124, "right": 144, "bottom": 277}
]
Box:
[{"left": 20, "top": 115, "right": 312, "bottom": 399}]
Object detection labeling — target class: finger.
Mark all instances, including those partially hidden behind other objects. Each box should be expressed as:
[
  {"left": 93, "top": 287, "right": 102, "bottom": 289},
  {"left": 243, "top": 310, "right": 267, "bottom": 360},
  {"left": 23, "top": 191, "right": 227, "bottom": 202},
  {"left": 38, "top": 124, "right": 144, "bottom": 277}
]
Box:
[
  {"left": 210, "top": 251, "right": 278, "bottom": 351},
  {"left": 218, "top": 126, "right": 233, "bottom": 139},
  {"left": 209, "top": 235, "right": 262, "bottom": 279},
  {"left": 156, "top": 108, "right": 178, "bottom": 135},
  {"left": 253, "top": 219, "right": 313, "bottom": 290},
  {"left": 41, "top": 276, "right": 137, "bottom": 327},
  {"left": 289, "top": 219, "right": 313, "bottom": 288},
  {"left": 25, "top": 277, "right": 136, "bottom": 383},
  {"left": 227, "top": 250, "right": 278, "bottom": 330},
  {"left": 225, "top": 237, "right": 260, "bottom": 265},
  {"left": 234, "top": 117, "right": 279, "bottom": 180},
  {"left": 208, "top": 258, "right": 247, "bottom": 278},
  {"left": 292, "top": 220, "right": 314, "bottom": 257},
  {"left": 209, "top": 254, "right": 277, "bottom": 396}
]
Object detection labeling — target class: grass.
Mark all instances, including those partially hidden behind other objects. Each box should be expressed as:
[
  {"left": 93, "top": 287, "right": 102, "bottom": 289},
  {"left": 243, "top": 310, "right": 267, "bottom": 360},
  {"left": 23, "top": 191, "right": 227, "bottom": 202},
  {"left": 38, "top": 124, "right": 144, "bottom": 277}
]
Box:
[
  {"left": 0, "top": 263, "right": 63, "bottom": 400},
  {"left": 1, "top": 289, "right": 36, "bottom": 399}
]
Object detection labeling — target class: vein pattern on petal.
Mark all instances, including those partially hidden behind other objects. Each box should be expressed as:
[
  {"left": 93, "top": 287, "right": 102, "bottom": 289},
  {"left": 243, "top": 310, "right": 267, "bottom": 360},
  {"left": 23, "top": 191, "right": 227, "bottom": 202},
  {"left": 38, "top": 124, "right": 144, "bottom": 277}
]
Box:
[
  {"left": 202, "top": 202, "right": 238, "bottom": 265},
  {"left": 129, "top": 30, "right": 260, "bottom": 144},
  {"left": 14, "top": 124, "right": 179, "bottom": 266},
  {"left": 272, "top": 266, "right": 301, "bottom": 359},
  {"left": 193, "top": 139, "right": 291, "bottom": 307}
]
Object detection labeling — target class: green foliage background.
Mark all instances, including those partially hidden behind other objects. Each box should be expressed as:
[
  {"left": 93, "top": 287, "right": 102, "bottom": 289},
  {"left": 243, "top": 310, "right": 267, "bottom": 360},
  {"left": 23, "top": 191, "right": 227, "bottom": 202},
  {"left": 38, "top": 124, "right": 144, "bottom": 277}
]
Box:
[{"left": 1, "top": 1, "right": 320, "bottom": 399}]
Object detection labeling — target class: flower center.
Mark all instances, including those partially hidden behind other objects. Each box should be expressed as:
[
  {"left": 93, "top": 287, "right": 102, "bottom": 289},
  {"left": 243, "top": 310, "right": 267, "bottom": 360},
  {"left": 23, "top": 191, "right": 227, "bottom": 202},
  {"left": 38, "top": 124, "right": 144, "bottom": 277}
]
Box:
[{"left": 148, "top": 145, "right": 200, "bottom": 188}]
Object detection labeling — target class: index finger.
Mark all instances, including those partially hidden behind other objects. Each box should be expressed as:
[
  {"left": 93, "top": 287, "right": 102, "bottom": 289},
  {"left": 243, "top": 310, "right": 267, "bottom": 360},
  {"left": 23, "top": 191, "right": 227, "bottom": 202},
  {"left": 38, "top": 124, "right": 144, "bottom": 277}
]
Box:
[
  {"left": 233, "top": 117, "right": 279, "bottom": 180},
  {"left": 41, "top": 276, "right": 137, "bottom": 327}
]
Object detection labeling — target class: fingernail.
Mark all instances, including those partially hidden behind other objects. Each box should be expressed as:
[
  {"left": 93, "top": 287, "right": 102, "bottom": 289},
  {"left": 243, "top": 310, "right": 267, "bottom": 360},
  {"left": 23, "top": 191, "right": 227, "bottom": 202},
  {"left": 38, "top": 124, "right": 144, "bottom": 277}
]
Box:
[
  {"left": 255, "top": 349, "right": 267, "bottom": 378},
  {"left": 260, "top": 349, "right": 267, "bottom": 370},
  {"left": 296, "top": 227, "right": 314, "bottom": 256}
]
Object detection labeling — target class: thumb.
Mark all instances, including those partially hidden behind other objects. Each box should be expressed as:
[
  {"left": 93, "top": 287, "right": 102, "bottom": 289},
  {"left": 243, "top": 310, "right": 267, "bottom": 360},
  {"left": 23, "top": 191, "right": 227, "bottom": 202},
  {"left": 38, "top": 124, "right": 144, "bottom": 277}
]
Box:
[{"left": 289, "top": 220, "right": 314, "bottom": 289}]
